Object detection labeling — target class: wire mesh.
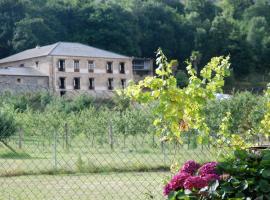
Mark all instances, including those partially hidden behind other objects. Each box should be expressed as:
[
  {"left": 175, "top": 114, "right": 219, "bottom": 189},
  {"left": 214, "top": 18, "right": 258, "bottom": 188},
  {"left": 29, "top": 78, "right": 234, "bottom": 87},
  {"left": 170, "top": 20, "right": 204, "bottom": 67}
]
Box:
[{"left": 0, "top": 126, "right": 224, "bottom": 200}]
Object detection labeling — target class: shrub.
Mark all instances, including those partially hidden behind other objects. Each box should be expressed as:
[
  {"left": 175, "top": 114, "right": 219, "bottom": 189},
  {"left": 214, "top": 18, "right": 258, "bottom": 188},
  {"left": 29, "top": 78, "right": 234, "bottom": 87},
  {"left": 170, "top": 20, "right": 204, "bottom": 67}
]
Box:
[
  {"left": 0, "top": 109, "right": 17, "bottom": 152},
  {"left": 164, "top": 149, "right": 270, "bottom": 199},
  {"left": 164, "top": 160, "right": 220, "bottom": 199},
  {"left": 212, "top": 149, "right": 270, "bottom": 199},
  {"left": 204, "top": 92, "right": 266, "bottom": 142}
]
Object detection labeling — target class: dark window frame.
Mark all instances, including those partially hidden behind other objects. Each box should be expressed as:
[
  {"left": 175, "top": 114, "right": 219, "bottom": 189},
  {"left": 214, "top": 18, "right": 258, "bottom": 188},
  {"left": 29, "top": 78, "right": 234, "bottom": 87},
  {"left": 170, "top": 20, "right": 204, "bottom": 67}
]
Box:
[
  {"left": 73, "top": 77, "right": 80, "bottom": 90},
  {"left": 88, "top": 61, "right": 95, "bottom": 73},
  {"left": 121, "top": 79, "right": 126, "bottom": 89},
  {"left": 119, "top": 62, "right": 125, "bottom": 74},
  {"left": 106, "top": 62, "right": 113, "bottom": 73},
  {"left": 89, "top": 78, "right": 95, "bottom": 90},
  {"left": 58, "top": 59, "right": 65, "bottom": 72},
  {"left": 74, "top": 60, "right": 80, "bottom": 72},
  {"left": 59, "top": 77, "right": 66, "bottom": 89},
  {"left": 108, "top": 78, "right": 113, "bottom": 90}
]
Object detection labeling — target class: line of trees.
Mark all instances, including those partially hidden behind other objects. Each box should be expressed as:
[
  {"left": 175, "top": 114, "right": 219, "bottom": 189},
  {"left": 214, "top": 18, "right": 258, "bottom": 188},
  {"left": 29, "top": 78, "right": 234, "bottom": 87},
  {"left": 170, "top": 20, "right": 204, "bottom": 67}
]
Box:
[{"left": 1, "top": 0, "right": 270, "bottom": 79}]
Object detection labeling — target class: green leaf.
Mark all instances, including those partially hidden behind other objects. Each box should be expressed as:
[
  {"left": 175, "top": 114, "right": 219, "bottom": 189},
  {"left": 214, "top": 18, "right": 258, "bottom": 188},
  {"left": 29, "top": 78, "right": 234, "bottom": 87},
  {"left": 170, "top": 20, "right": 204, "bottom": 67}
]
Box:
[
  {"left": 262, "top": 169, "right": 270, "bottom": 179},
  {"left": 259, "top": 179, "right": 270, "bottom": 193},
  {"left": 168, "top": 191, "right": 177, "bottom": 200},
  {"left": 234, "top": 149, "right": 248, "bottom": 160}
]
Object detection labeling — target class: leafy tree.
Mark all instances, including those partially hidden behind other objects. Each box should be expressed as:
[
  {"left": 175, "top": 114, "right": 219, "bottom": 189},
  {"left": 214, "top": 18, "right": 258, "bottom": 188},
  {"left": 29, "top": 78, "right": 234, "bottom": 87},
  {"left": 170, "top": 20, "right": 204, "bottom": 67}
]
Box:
[
  {"left": 124, "top": 49, "right": 231, "bottom": 142},
  {"left": 12, "top": 17, "right": 55, "bottom": 52},
  {"left": 0, "top": 0, "right": 25, "bottom": 57},
  {"left": 0, "top": 108, "right": 17, "bottom": 152}
]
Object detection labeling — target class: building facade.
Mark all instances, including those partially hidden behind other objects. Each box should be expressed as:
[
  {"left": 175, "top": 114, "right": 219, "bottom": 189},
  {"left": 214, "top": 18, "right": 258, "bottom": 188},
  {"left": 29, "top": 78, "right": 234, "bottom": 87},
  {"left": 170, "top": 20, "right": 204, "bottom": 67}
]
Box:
[
  {"left": 0, "top": 42, "right": 133, "bottom": 97},
  {"left": 132, "top": 58, "right": 153, "bottom": 82}
]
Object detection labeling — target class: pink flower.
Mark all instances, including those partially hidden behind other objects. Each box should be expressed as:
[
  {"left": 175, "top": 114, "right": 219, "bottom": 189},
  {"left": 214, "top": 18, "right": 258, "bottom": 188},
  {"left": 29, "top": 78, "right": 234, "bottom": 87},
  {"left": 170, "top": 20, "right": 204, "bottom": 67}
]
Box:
[
  {"left": 163, "top": 172, "right": 191, "bottom": 195},
  {"left": 180, "top": 160, "right": 201, "bottom": 175},
  {"left": 199, "top": 162, "right": 218, "bottom": 176},
  {"left": 202, "top": 174, "right": 220, "bottom": 182},
  {"left": 183, "top": 176, "right": 208, "bottom": 190}
]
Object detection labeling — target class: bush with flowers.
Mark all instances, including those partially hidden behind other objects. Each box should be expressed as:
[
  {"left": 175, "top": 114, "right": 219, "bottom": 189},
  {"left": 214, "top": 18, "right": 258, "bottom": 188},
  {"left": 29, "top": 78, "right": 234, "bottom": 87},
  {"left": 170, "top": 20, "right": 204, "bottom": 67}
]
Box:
[
  {"left": 164, "top": 160, "right": 220, "bottom": 199},
  {"left": 164, "top": 149, "right": 270, "bottom": 200}
]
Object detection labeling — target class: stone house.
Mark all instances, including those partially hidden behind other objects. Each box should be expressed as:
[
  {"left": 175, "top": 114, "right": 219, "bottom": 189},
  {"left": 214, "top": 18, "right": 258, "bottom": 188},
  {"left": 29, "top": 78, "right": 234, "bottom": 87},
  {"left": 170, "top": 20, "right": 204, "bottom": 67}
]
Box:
[{"left": 0, "top": 42, "right": 133, "bottom": 97}]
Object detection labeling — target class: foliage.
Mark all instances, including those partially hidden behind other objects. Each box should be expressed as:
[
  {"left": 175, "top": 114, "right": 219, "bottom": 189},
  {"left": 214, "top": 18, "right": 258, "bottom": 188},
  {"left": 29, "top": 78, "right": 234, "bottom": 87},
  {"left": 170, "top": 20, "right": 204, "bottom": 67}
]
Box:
[
  {"left": 260, "top": 85, "right": 270, "bottom": 136},
  {"left": 124, "top": 49, "right": 230, "bottom": 142},
  {"left": 1, "top": 0, "right": 270, "bottom": 82},
  {"left": 207, "top": 149, "right": 270, "bottom": 199},
  {"left": 175, "top": 70, "right": 189, "bottom": 88},
  {"left": 204, "top": 91, "right": 266, "bottom": 145},
  {"left": 164, "top": 149, "right": 270, "bottom": 199},
  {"left": 164, "top": 160, "right": 220, "bottom": 200},
  {"left": 0, "top": 107, "right": 17, "bottom": 141}
]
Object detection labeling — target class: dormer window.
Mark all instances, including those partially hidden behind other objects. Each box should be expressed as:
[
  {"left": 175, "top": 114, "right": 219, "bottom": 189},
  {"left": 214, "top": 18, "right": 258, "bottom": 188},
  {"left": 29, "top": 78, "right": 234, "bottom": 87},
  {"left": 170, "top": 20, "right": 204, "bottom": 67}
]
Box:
[
  {"left": 74, "top": 60, "right": 80, "bottom": 72},
  {"left": 106, "top": 62, "right": 113, "bottom": 73},
  {"left": 58, "top": 59, "right": 65, "bottom": 71},
  {"left": 119, "top": 62, "right": 125, "bottom": 74},
  {"left": 88, "top": 61, "right": 95, "bottom": 72}
]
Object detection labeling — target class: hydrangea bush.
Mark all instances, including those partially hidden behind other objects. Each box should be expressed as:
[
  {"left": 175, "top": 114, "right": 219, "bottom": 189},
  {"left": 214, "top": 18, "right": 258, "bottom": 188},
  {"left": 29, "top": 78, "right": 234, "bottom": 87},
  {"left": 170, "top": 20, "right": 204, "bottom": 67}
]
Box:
[
  {"left": 164, "top": 160, "right": 220, "bottom": 199},
  {"left": 165, "top": 149, "right": 270, "bottom": 199}
]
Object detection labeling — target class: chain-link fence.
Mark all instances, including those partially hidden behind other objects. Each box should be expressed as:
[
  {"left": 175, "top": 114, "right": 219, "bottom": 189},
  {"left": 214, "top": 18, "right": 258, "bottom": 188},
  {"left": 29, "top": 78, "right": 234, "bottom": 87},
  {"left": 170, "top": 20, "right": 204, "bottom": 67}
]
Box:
[{"left": 0, "top": 127, "right": 223, "bottom": 200}]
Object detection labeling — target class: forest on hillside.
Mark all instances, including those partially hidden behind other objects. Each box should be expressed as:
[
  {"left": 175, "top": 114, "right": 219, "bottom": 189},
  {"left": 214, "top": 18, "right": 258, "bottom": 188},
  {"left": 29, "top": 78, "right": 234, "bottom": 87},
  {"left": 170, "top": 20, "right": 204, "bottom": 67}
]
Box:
[{"left": 0, "top": 0, "right": 270, "bottom": 82}]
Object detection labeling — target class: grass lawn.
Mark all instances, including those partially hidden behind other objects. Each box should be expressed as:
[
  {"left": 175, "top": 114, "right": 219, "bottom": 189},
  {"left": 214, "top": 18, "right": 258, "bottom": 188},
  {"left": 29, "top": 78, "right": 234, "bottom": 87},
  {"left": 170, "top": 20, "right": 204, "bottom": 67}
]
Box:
[
  {"left": 0, "top": 135, "right": 225, "bottom": 199},
  {"left": 0, "top": 172, "right": 168, "bottom": 200}
]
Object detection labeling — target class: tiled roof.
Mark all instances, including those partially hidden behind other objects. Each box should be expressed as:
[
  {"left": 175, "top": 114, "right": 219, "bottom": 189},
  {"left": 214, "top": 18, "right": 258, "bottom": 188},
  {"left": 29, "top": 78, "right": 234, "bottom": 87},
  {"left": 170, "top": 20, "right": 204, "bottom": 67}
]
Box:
[
  {"left": 0, "top": 43, "right": 58, "bottom": 64},
  {"left": 0, "top": 67, "right": 48, "bottom": 77},
  {"left": 0, "top": 42, "right": 130, "bottom": 64}
]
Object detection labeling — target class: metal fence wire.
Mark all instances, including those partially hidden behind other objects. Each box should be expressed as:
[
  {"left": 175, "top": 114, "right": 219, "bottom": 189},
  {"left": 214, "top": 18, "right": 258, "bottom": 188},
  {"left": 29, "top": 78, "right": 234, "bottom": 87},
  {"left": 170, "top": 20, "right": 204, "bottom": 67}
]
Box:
[{"left": 0, "top": 124, "right": 224, "bottom": 200}]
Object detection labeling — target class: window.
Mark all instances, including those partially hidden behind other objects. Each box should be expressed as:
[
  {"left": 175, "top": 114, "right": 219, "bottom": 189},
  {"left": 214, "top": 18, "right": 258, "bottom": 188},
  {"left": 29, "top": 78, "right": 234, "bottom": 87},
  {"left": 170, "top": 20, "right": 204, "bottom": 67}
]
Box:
[
  {"left": 73, "top": 77, "right": 80, "bottom": 90},
  {"left": 17, "top": 78, "right": 21, "bottom": 83},
  {"left": 59, "top": 77, "right": 65, "bottom": 89},
  {"left": 88, "top": 61, "right": 95, "bottom": 72},
  {"left": 108, "top": 78, "right": 113, "bottom": 90},
  {"left": 60, "top": 91, "right": 66, "bottom": 96},
  {"left": 74, "top": 60, "right": 80, "bottom": 72},
  {"left": 106, "top": 62, "right": 113, "bottom": 73},
  {"left": 119, "top": 62, "right": 125, "bottom": 74},
  {"left": 19, "top": 64, "right": 24, "bottom": 67},
  {"left": 58, "top": 59, "right": 65, "bottom": 71},
  {"left": 121, "top": 79, "right": 126, "bottom": 89},
  {"left": 89, "top": 78, "right": 95, "bottom": 90},
  {"left": 35, "top": 61, "right": 39, "bottom": 68}
]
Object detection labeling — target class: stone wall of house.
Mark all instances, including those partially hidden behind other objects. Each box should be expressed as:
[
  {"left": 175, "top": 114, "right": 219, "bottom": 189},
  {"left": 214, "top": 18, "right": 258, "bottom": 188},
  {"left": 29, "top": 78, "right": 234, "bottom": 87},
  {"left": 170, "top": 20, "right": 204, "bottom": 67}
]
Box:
[
  {"left": 0, "top": 56, "right": 54, "bottom": 89},
  {"left": 0, "top": 55, "right": 133, "bottom": 97},
  {"left": 0, "top": 75, "right": 49, "bottom": 94},
  {"left": 52, "top": 56, "right": 133, "bottom": 96}
]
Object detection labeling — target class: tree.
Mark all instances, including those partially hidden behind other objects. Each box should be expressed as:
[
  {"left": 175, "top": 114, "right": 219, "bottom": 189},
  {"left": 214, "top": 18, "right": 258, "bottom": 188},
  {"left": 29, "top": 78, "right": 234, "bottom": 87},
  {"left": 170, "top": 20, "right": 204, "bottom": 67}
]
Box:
[
  {"left": 246, "top": 16, "right": 270, "bottom": 73},
  {"left": 74, "top": 2, "right": 140, "bottom": 56},
  {"left": 12, "top": 17, "right": 55, "bottom": 52},
  {"left": 124, "top": 49, "right": 231, "bottom": 142},
  {"left": 0, "top": 109, "right": 17, "bottom": 152},
  {"left": 0, "top": 0, "right": 25, "bottom": 57}
]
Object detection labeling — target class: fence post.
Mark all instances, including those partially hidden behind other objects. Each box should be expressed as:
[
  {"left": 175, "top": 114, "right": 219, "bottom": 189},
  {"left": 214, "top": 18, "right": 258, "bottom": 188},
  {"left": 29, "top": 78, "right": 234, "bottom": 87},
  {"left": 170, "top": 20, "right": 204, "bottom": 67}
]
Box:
[
  {"left": 53, "top": 131, "right": 57, "bottom": 171},
  {"left": 64, "top": 123, "right": 69, "bottom": 151},
  {"left": 18, "top": 128, "right": 24, "bottom": 149},
  {"left": 108, "top": 122, "right": 114, "bottom": 150}
]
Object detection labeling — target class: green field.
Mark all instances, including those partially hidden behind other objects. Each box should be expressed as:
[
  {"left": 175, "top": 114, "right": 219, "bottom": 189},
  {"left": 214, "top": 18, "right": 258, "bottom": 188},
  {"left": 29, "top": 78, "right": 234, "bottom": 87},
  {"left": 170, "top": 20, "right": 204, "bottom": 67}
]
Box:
[
  {"left": 0, "top": 135, "right": 223, "bottom": 200},
  {"left": 0, "top": 172, "right": 168, "bottom": 200}
]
